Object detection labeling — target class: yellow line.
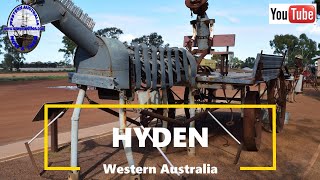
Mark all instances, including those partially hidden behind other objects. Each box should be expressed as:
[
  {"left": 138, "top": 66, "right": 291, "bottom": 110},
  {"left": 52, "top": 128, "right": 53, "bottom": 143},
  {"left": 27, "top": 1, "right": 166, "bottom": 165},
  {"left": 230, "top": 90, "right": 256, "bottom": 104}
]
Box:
[
  {"left": 44, "top": 106, "right": 48, "bottom": 170},
  {"left": 45, "top": 104, "right": 276, "bottom": 109},
  {"left": 46, "top": 167, "right": 80, "bottom": 171},
  {"left": 239, "top": 167, "right": 276, "bottom": 171},
  {"left": 44, "top": 104, "right": 277, "bottom": 171},
  {"left": 272, "top": 107, "right": 277, "bottom": 169}
]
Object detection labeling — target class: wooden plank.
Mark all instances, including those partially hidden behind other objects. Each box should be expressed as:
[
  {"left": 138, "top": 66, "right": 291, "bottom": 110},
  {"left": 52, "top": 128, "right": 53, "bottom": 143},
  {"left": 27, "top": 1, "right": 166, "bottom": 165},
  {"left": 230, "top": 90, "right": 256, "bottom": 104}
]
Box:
[
  {"left": 196, "top": 76, "right": 254, "bottom": 85},
  {"left": 262, "top": 69, "right": 280, "bottom": 81},
  {"left": 260, "top": 55, "right": 284, "bottom": 69},
  {"left": 212, "top": 34, "right": 236, "bottom": 47},
  {"left": 183, "top": 34, "right": 236, "bottom": 47}
]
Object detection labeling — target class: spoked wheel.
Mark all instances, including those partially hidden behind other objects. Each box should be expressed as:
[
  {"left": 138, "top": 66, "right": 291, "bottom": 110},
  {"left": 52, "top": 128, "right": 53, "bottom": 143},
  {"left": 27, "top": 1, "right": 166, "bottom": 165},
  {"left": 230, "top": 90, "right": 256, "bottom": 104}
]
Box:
[
  {"left": 267, "top": 71, "right": 287, "bottom": 133},
  {"left": 243, "top": 91, "right": 262, "bottom": 151}
]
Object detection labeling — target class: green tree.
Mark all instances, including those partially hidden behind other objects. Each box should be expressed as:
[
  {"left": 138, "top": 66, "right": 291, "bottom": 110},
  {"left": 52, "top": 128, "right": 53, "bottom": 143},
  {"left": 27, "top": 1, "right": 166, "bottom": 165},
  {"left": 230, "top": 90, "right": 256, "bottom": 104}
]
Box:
[
  {"left": 297, "top": 33, "right": 319, "bottom": 64},
  {"left": 242, "top": 57, "right": 255, "bottom": 68},
  {"left": 2, "top": 54, "right": 14, "bottom": 71},
  {"left": 230, "top": 57, "right": 243, "bottom": 69},
  {"left": 95, "top": 27, "right": 123, "bottom": 39},
  {"left": 270, "top": 34, "right": 300, "bottom": 66},
  {"left": 270, "top": 34, "right": 320, "bottom": 66},
  {"left": 132, "top": 32, "right": 167, "bottom": 47},
  {"left": 59, "top": 36, "right": 77, "bottom": 64},
  {"left": 0, "top": 25, "right": 25, "bottom": 71}
]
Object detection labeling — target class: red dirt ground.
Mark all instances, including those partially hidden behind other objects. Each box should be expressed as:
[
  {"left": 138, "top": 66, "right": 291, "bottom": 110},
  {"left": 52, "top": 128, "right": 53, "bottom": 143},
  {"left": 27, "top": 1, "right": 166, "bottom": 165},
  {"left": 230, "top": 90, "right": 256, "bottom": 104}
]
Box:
[
  {"left": 0, "top": 78, "right": 319, "bottom": 179},
  {"left": 0, "top": 79, "right": 120, "bottom": 146}
]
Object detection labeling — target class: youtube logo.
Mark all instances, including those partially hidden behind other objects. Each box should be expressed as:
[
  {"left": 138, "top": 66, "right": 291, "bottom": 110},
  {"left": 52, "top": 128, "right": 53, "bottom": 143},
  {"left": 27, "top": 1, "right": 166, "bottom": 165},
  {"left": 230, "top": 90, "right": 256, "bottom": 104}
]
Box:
[{"left": 269, "top": 4, "right": 317, "bottom": 24}]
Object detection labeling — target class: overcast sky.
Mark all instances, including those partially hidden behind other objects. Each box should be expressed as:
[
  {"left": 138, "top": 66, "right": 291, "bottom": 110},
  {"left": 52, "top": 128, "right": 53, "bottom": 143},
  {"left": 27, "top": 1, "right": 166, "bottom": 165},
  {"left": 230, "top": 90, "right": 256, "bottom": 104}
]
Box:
[{"left": 0, "top": 0, "right": 319, "bottom": 63}]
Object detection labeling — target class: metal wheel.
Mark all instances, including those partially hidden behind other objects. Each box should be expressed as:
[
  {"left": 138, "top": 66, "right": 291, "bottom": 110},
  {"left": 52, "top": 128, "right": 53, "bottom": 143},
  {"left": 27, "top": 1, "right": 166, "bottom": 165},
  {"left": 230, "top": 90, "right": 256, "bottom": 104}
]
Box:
[
  {"left": 243, "top": 91, "right": 262, "bottom": 151},
  {"left": 267, "top": 71, "right": 287, "bottom": 132}
]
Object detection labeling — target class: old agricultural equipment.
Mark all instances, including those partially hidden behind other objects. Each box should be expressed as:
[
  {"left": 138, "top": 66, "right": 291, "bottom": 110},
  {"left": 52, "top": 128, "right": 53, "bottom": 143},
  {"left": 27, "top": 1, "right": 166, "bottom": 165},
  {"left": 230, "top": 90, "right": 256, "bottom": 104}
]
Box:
[{"left": 24, "top": 0, "right": 289, "bottom": 179}]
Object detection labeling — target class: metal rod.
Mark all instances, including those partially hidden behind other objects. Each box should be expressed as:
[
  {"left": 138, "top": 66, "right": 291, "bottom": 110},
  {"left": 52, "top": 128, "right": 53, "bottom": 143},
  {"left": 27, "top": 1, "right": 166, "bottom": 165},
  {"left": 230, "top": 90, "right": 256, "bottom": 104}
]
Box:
[
  {"left": 51, "top": 117, "right": 59, "bottom": 152},
  {"left": 25, "top": 142, "right": 40, "bottom": 175},
  {"left": 139, "top": 125, "right": 181, "bottom": 177},
  {"left": 70, "top": 86, "right": 87, "bottom": 174},
  {"left": 188, "top": 87, "right": 196, "bottom": 156},
  {"left": 28, "top": 111, "right": 65, "bottom": 144},
  {"left": 161, "top": 89, "right": 169, "bottom": 152},
  {"left": 208, "top": 111, "right": 241, "bottom": 145},
  {"left": 86, "top": 99, "right": 140, "bottom": 126},
  {"left": 119, "top": 91, "right": 136, "bottom": 170}
]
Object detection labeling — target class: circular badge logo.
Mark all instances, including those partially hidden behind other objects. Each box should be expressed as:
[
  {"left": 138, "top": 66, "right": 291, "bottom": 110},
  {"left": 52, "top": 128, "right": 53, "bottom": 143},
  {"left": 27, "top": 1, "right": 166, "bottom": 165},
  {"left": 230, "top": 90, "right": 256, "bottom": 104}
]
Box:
[{"left": 4, "top": 5, "right": 45, "bottom": 53}]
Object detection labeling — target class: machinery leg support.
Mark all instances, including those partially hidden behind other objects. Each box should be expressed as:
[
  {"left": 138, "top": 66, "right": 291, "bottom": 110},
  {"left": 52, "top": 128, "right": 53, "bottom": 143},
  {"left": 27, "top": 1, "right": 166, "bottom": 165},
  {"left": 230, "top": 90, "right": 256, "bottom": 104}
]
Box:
[
  {"left": 161, "top": 89, "right": 169, "bottom": 152},
  {"left": 188, "top": 87, "right": 196, "bottom": 156},
  {"left": 69, "top": 86, "right": 87, "bottom": 180},
  {"left": 240, "top": 88, "right": 245, "bottom": 119},
  {"left": 119, "top": 91, "right": 140, "bottom": 180}
]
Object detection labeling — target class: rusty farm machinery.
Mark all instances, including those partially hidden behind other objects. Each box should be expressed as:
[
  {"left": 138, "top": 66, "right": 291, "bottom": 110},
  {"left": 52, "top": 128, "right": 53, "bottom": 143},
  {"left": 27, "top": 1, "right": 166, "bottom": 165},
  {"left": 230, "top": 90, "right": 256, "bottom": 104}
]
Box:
[{"left": 23, "top": 0, "right": 290, "bottom": 179}]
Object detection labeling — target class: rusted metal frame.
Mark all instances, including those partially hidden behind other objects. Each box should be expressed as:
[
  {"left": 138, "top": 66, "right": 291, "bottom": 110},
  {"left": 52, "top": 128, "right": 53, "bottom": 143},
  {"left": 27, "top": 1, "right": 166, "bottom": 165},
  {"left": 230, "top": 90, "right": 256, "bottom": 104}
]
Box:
[
  {"left": 234, "top": 143, "right": 244, "bottom": 165},
  {"left": 161, "top": 88, "right": 169, "bottom": 152},
  {"left": 188, "top": 86, "right": 196, "bottom": 155},
  {"left": 240, "top": 86, "right": 246, "bottom": 119},
  {"left": 225, "top": 46, "right": 229, "bottom": 76},
  {"left": 243, "top": 91, "right": 262, "bottom": 151},
  {"left": 259, "top": 83, "right": 268, "bottom": 99},
  {"left": 207, "top": 110, "right": 243, "bottom": 163},
  {"left": 220, "top": 55, "right": 225, "bottom": 76},
  {"left": 25, "top": 142, "right": 41, "bottom": 176},
  {"left": 192, "top": 94, "right": 242, "bottom": 102},
  {"left": 86, "top": 98, "right": 140, "bottom": 126},
  {"left": 142, "top": 44, "right": 151, "bottom": 89},
  {"left": 119, "top": 91, "right": 138, "bottom": 178},
  {"left": 134, "top": 44, "right": 142, "bottom": 89},
  {"left": 140, "top": 109, "right": 212, "bottom": 126},
  {"left": 226, "top": 88, "right": 241, "bottom": 103},
  {"left": 50, "top": 114, "right": 59, "bottom": 152},
  {"left": 169, "top": 89, "right": 183, "bottom": 101},
  {"left": 196, "top": 76, "right": 255, "bottom": 85},
  {"left": 196, "top": 83, "right": 236, "bottom": 90}
]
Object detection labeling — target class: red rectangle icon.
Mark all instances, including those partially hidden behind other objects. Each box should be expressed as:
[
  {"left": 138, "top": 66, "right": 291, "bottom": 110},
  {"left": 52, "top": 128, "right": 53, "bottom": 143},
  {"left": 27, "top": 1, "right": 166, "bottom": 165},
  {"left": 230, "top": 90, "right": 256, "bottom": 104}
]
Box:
[{"left": 289, "top": 5, "right": 316, "bottom": 23}]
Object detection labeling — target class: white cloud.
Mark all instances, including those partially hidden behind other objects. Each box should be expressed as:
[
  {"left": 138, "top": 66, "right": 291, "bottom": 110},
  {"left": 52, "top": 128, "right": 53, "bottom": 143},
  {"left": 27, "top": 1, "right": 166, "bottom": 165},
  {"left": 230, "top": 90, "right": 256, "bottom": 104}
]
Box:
[
  {"left": 119, "top": 34, "right": 136, "bottom": 43},
  {"left": 296, "top": 24, "right": 320, "bottom": 35},
  {"left": 213, "top": 11, "right": 240, "bottom": 23}
]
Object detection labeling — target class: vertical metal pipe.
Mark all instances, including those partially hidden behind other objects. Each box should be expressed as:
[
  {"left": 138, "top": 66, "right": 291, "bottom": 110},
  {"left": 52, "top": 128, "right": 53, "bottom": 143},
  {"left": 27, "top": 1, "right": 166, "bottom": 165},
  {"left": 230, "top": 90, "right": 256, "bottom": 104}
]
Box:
[
  {"left": 161, "top": 89, "right": 169, "bottom": 152},
  {"left": 240, "top": 87, "right": 245, "bottom": 119},
  {"left": 119, "top": 91, "right": 136, "bottom": 170},
  {"left": 70, "top": 86, "right": 87, "bottom": 174},
  {"left": 188, "top": 87, "right": 196, "bottom": 156},
  {"left": 51, "top": 118, "right": 58, "bottom": 152}
]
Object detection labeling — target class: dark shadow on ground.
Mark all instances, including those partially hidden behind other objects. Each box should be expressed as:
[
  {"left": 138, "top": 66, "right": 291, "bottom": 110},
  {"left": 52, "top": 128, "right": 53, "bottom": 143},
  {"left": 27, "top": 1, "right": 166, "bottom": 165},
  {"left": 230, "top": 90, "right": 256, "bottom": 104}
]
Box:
[{"left": 303, "top": 88, "right": 320, "bottom": 101}]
